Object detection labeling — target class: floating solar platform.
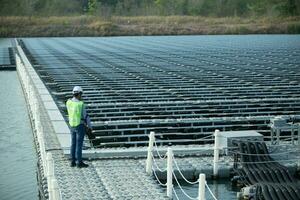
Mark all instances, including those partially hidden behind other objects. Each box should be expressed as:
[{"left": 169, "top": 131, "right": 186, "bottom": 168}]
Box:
[
  {"left": 0, "top": 47, "right": 15, "bottom": 70},
  {"left": 20, "top": 35, "right": 300, "bottom": 148}
]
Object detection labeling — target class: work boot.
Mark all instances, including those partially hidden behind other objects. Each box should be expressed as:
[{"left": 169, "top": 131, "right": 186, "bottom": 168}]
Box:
[
  {"left": 77, "top": 162, "right": 89, "bottom": 168},
  {"left": 70, "top": 161, "right": 76, "bottom": 167}
]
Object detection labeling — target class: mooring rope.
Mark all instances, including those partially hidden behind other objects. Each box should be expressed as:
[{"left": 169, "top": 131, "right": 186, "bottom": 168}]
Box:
[
  {"left": 172, "top": 170, "right": 198, "bottom": 200},
  {"left": 172, "top": 154, "right": 199, "bottom": 185},
  {"left": 151, "top": 166, "right": 167, "bottom": 187},
  {"left": 151, "top": 152, "right": 167, "bottom": 172}
]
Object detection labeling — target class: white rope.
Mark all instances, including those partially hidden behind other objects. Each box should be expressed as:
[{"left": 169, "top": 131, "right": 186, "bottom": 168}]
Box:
[
  {"left": 281, "top": 137, "right": 297, "bottom": 141},
  {"left": 59, "top": 188, "right": 62, "bottom": 200},
  {"left": 153, "top": 140, "right": 168, "bottom": 160},
  {"left": 172, "top": 154, "right": 199, "bottom": 185},
  {"left": 172, "top": 171, "right": 198, "bottom": 200},
  {"left": 151, "top": 152, "right": 167, "bottom": 172},
  {"left": 153, "top": 134, "right": 214, "bottom": 156},
  {"left": 233, "top": 137, "right": 299, "bottom": 144},
  {"left": 268, "top": 144, "right": 298, "bottom": 153},
  {"left": 173, "top": 187, "right": 180, "bottom": 200},
  {"left": 268, "top": 143, "right": 299, "bottom": 147},
  {"left": 152, "top": 166, "right": 167, "bottom": 187},
  {"left": 205, "top": 182, "right": 218, "bottom": 200},
  {"left": 154, "top": 136, "right": 214, "bottom": 144},
  {"left": 228, "top": 149, "right": 299, "bottom": 156},
  {"left": 236, "top": 158, "right": 300, "bottom": 164}
]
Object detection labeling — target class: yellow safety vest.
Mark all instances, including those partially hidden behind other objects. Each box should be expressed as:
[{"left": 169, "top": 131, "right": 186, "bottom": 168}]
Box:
[{"left": 66, "top": 99, "right": 84, "bottom": 127}]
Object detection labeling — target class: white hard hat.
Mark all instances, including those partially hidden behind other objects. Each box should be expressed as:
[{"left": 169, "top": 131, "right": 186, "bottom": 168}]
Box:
[{"left": 72, "top": 86, "right": 83, "bottom": 94}]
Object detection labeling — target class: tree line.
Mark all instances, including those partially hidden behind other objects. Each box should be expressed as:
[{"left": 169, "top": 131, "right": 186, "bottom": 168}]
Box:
[{"left": 1, "top": 0, "right": 299, "bottom": 17}]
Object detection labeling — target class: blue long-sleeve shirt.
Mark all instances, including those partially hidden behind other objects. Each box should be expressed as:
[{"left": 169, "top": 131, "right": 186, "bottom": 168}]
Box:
[{"left": 71, "top": 97, "right": 92, "bottom": 128}]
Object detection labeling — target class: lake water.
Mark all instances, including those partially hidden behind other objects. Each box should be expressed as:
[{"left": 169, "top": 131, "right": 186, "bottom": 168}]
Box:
[{"left": 0, "top": 71, "right": 38, "bottom": 200}]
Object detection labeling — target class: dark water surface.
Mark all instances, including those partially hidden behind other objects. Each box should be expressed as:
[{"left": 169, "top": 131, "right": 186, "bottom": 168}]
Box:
[
  {"left": 174, "top": 180, "right": 238, "bottom": 200},
  {"left": 0, "top": 71, "right": 38, "bottom": 200}
]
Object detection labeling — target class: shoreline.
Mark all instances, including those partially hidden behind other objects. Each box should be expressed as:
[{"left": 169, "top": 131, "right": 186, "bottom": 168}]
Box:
[{"left": 1, "top": 15, "right": 300, "bottom": 37}]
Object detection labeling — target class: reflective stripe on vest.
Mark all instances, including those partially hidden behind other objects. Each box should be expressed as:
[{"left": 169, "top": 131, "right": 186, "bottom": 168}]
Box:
[{"left": 66, "top": 99, "right": 83, "bottom": 127}]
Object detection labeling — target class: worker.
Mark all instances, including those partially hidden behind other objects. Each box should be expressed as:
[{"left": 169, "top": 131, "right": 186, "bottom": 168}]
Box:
[{"left": 66, "top": 86, "right": 92, "bottom": 168}]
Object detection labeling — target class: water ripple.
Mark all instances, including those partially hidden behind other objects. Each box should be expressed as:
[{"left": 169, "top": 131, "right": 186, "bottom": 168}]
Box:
[{"left": 0, "top": 71, "right": 38, "bottom": 200}]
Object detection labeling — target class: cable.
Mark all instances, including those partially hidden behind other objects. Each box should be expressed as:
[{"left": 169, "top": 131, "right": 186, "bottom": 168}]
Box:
[
  {"left": 205, "top": 182, "right": 218, "bottom": 200},
  {"left": 172, "top": 154, "right": 199, "bottom": 185},
  {"left": 232, "top": 168, "right": 251, "bottom": 186}
]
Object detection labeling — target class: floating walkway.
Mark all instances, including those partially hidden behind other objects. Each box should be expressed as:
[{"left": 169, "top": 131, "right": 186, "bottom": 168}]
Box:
[{"left": 14, "top": 36, "right": 300, "bottom": 200}]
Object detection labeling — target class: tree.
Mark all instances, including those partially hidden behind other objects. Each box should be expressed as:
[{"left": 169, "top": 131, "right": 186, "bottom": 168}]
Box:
[{"left": 88, "top": 0, "right": 97, "bottom": 14}]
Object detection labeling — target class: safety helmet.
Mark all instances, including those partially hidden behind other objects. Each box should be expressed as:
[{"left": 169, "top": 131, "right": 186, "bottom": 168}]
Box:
[{"left": 72, "top": 86, "right": 83, "bottom": 94}]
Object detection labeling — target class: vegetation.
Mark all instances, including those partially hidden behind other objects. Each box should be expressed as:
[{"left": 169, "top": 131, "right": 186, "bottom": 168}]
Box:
[
  {"left": 93, "top": 0, "right": 300, "bottom": 17},
  {"left": 1, "top": 0, "right": 299, "bottom": 17},
  {"left": 0, "top": 0, "right": 300, "bottom": 36},
  {"left": 1, "top": 15, "right": 300, "bottom": 37}
]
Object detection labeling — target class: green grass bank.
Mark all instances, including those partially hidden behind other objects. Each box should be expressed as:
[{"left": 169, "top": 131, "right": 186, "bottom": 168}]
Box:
[{"left": 1, "top": 16, "right": 300, "bottom": 37}]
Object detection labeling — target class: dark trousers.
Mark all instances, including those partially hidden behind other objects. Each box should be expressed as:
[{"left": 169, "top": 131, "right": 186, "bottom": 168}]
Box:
[{"left": 70, "top": 124, "right": 85, "bottom": 164}]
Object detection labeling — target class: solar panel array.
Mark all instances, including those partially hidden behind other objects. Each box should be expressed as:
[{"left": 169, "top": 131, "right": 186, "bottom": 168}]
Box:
[
  {"left": 0, "top": 47, "right": 15, "bottom": 70},
  {"left": 21, "top": 36, "right": 300, "bottom": 147}
]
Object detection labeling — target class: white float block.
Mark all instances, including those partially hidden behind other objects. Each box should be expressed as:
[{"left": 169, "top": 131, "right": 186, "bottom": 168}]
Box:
[
  {"left": 47, "top": 110, "right": 65, "bottom": 121},
  {"left": 57, "top": 134, "right": 71, "bottom": 150},
  {"left": 38, "top": 89, "right": 51, "bottom": 95},
  {"left": 40, "top": 94, "right": 53, "bottom": 101},
  {"left": 52, "top": 121, "right": 70, "bottom": 134},
  {"left": 44, "top": 101, "right": 59, "bottom": 110}
]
